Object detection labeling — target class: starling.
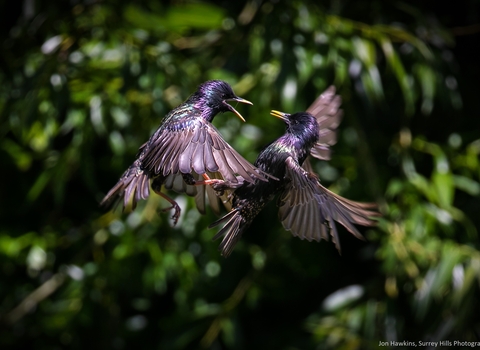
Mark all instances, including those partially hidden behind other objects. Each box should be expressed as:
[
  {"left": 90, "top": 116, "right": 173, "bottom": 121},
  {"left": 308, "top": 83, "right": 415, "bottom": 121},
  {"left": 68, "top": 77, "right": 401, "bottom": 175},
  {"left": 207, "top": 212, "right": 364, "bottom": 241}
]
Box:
[
  {"left": 101, "top": 80, "right": 271, "bottom": 224},
  {"left": 209, "top": 87, "right": 379, "bottom": 257}
]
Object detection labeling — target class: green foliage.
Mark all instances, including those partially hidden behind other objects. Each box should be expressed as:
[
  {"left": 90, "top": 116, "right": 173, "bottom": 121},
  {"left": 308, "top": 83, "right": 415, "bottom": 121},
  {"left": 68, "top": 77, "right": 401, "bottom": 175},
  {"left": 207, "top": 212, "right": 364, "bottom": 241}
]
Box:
[{"left": 1, "top": 0, "right": 479, "bottom": 349}]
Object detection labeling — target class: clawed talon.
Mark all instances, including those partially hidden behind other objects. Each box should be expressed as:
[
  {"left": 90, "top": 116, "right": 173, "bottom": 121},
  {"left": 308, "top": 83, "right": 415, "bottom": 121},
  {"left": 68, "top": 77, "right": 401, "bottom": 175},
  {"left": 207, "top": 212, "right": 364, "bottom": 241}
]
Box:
[
  {"left": 212, "top": 180, "right": 244, "bottom": 197},
  {"left": 171, "top": 207, "right": 181, "bottom": 226},
  {"left": 152, "top": 188, "right": 182, "bottom": 225},
  {"left": 212, "top": 182, "right": 227, "bottom": 195},
  {"left": 213, "top": 180, "right": 243, "bottom": 191},
  {"left": 159, "top": 203, "right": 181, "bottom": 225}
]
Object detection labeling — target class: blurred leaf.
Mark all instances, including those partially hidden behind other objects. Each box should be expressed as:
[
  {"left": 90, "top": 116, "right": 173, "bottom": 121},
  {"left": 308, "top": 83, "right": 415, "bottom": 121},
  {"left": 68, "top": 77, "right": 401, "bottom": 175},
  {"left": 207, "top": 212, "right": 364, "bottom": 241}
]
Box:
[
  {"left": 27, "top": 171, "right": 52, "bottom": 202},
  {"left": 361, "top": 66, "right": 384, "bottom": 101},
  {"left": 432, "top": 171, "right": 454, "bottom": 208},
  {"left": 165, "top": 3, "right": 224, "bottom": 31},
  {"left": 414, "top": 64, "right": 436, "bottom": 115},
  {"left": 353, "top": 37, "right": 376, "bottom": 68},
  {"left": 453, "top": 175, "right": 480, "bottom": 196},
  {"left": 2, "top": 139, "right": 32, "bottom": 171},
  {"left": 379, "top": 36, "right": 415, "bottom": 115},
  {"left": 124, "top": 3, "right": 224, "bottom": 34},
  {"left": 123, "top": 5, "right": 166, "bottom": 32},
  {"left": 0, "top": 232, "right": 37, "bottom": 257}
]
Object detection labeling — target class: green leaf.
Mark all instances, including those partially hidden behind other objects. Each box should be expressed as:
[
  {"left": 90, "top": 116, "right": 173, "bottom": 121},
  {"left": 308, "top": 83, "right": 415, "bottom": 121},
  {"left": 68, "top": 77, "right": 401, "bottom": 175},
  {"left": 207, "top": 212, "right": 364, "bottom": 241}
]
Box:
[
  {"left": 353, "top": 37, "right": 376, "bottom": 68},
  {"left": 379, "top": 36, "right": 415, "bottom": 115},
  {"left": 385, "top": 178, "right": 405, "bottom": 198},
  {"left": 1, "top": 139, "right": 32, "bottom": 171},
  {"left": 27, "top": 171, "right": 52, "bottom": 202},
  {"left": 124, "top": 3, "right": 224, "bottom": 34},
  {"left": 414, "top": 64, "right": 436, "bottom": 115},
  {"left": 430, "top": 242, "right": 463, "bottom": 296},
  {"left": 123, "top": 5, "right": 165, "bottom": 32},
  {"left": 164, "top": 3, "right": 225, "bottom": 31},
  {"left": 432, "top": 152, "right": 454, "bottom": 207},
  {"left": 454, "top": 175, "right": 480, "bottom": 196},
  {"left": 432, "top": 171, "right": 454, "bottom": 208}
]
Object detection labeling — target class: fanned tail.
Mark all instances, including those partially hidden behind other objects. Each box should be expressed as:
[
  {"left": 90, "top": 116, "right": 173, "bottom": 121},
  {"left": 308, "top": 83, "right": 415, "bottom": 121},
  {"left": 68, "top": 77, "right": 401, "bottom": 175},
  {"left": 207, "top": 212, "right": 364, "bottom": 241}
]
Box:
[
  {"left": 208, "top": 209, "right": 247, "bottom": 257},
  {"left": 100, "top": 161, "right": 150, "bottom": 211}
]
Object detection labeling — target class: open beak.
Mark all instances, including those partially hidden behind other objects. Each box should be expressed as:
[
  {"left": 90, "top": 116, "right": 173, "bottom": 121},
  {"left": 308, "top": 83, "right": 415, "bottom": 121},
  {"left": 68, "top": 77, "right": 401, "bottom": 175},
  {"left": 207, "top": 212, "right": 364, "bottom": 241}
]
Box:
[
  {"left": 224, "top": 97, "right": 253, "bottom": 122},
  {"left": 270, "top": 110, "right": 290, "bottom": 123}
]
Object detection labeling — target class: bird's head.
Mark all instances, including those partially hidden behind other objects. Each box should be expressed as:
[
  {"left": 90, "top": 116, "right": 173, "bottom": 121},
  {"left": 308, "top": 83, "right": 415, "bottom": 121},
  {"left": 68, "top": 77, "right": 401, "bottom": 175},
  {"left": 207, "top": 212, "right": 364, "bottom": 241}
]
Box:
[
  {"left": 270, "top": 110, "right": 319, "bottom": 138},
  {"left": 196, "top": 80, "right": 252, "bottom": 122}
]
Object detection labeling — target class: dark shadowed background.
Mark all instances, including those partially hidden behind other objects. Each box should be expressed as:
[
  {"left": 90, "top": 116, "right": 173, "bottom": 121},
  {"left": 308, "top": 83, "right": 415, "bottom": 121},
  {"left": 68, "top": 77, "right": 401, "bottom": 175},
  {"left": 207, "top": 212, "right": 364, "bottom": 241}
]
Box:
[{"left": 1, "top": 0, "right": 480, "bottom": 349}]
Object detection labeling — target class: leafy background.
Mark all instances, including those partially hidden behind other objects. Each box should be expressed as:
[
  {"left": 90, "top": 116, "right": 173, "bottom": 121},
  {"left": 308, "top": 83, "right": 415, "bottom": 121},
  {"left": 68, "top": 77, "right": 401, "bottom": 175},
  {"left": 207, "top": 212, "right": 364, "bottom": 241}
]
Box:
[{"left": 1, "top": 0, "right": 480, "bottom": 349}]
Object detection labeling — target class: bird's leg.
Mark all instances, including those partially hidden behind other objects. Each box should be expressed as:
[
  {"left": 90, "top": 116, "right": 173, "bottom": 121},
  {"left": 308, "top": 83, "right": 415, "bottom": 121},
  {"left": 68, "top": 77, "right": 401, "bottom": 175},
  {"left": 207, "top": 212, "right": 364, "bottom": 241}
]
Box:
[
  {"left": 181, "top": 173, "right": 224, "bottom": 186},
  {"left": 151, "top": 180, "right": 181, "bottom": 225},
  {"left": 181, "top": 173, "right": 243, "bottom": 197}
]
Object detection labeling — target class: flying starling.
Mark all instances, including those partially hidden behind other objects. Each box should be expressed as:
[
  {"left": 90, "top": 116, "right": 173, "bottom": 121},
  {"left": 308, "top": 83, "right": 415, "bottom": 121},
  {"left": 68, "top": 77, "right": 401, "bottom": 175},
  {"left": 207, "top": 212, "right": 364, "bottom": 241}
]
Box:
[
  {"left": 101, "top": 80, "right": 270, "bottom": 224},
  {"left": 209, "top": 87, "right": 379, "bottom": 257}
]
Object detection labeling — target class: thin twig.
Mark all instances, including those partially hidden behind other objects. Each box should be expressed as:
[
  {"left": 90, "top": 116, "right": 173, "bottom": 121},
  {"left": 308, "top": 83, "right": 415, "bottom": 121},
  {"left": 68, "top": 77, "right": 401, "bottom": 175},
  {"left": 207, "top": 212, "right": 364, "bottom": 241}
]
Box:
[{"left": 3, "top": 273, "right": 66, "bottom": 325}]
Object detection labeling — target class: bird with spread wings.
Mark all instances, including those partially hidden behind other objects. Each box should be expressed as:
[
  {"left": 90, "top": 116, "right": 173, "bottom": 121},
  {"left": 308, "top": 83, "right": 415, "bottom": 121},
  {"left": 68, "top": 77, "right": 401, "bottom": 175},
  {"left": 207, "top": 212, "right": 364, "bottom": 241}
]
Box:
[
  {"left": 101, "top": 80, "right": 272, "bottom": 224},
  {"left": 210, "top": 87, "right": 380, "bottom": 257}
]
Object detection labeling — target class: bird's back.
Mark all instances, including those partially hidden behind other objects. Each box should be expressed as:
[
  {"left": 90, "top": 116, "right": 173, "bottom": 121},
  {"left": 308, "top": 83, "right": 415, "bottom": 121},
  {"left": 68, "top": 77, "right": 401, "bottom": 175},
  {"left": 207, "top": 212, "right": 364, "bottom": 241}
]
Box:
[{"left": 231, "top": 137, "right": 293, "bottom": 212}]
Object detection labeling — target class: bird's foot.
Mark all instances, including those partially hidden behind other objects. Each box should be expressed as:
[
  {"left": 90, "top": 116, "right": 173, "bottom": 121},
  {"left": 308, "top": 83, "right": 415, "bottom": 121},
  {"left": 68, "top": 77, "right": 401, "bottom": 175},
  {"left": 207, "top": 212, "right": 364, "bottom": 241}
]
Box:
[
  {"left": 199, "top": 173, "right": 227, "bottom": 186},
  {"left": 211, "top": 180, "right": 243, "bottom": 196},
  {"left": 159, "top": 203, "right": 181, "bottom": 226},
  {"left": 151, "top": 187, "right": 181, "bottom": 225},
  {"left": 201, "top": 177, "right": 224, "bottom": 186}
]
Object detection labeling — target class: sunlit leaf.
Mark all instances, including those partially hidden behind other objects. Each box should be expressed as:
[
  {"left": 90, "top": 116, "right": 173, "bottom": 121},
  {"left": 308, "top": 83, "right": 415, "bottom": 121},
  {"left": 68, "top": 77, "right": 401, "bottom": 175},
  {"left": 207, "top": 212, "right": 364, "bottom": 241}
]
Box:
[
  {"left": 432, "top": 171, "right": 454, "bottom": 208},
  {"left": 123, "top": 5, "right": 166, "bottom": 32},
  {"left": 164, "top": 3, "right": 225, "bottom": 32},
  {"left": 379, "top": 36, "right": 415, "bottom": 115},
  {"left": 414, "top": 64, "right": 436, "bottom": 115}
]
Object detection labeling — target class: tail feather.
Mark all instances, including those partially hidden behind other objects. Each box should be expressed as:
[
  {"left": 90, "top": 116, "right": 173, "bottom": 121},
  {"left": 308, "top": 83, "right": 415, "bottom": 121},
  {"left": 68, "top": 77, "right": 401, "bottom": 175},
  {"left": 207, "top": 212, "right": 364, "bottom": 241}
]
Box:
[
  {"left": 209, "top": 209, "right": 246, "bottom": 257},
  {"left": 100, "top": 163, "right": 150, "bottom": 211}
]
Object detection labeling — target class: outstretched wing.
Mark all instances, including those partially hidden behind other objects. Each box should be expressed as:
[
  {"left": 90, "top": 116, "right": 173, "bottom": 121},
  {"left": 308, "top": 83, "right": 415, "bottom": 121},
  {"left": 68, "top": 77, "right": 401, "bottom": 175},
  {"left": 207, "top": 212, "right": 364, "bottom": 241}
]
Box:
[
  {"left": 278, "top": 157, "right": 379, "bottom": 253},
  {"left": 100, "top": 142, "right": 150, "bottom": 211},
  {"left": 141, "top": 118, "right": 270, "bottom": 184},
  {"left": 306, "top": 86, "right": 343, "bottom": 161}
]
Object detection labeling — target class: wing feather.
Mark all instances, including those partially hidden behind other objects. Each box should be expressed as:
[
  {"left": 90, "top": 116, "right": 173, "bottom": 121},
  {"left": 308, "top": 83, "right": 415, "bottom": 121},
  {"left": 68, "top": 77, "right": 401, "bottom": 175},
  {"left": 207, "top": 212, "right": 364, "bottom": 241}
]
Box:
[
  {"left": 130, "top": 117, "right": 273, "bottom": 216},
  {"left": 142, "top": 119, "right": 270, "bottom": 184},
  {"left": 306, "top": 86, "right": 343, "bottom": 161},
  {"left": 278, "top": 157, "right": 378, "bottom": 252},
  {"left": 192, "top": 142, "right": 205, "bottom": 174}
]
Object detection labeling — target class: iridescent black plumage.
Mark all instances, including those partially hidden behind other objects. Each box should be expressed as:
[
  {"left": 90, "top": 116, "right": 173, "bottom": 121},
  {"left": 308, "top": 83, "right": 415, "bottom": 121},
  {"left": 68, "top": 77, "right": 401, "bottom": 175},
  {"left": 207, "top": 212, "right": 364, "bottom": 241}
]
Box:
[
  {"left": 101, "top": 80, "right": 270, "bottom": 224},
  {"left": 209, "top": 87, "right": 379, "bottom": 257}
]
